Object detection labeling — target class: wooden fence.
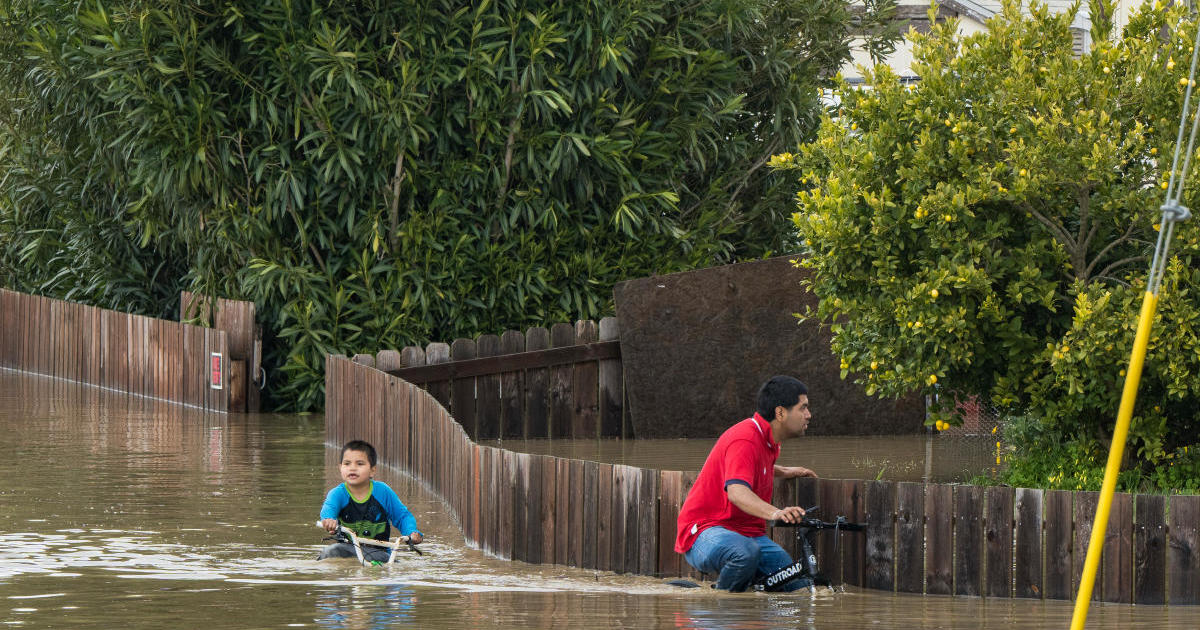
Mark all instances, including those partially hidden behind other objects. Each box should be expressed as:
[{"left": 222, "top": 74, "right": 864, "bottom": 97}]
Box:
[
  {"left": 181, "top": 291, "right": 261, "bottom": 412},
  {"left": 379, "top": 318, "right": 625, "bottom": 440},
  {"left": 0, "top": 288, "right": 230, "bottom": 412},
  {"left": 327, "top": 354, "right": 1200, "bottom": 604}
]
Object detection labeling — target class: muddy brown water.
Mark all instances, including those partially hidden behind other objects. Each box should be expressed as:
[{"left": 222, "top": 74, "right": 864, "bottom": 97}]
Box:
[
  {"left": 2, "top": 369, "right": 1196, "bottom": 629},
  {"left": 481, "top": 430, "right": 997, "bottom": 484}
]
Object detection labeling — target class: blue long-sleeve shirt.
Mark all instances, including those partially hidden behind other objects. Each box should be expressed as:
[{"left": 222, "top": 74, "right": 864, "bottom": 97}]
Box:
[{"left": 319, "top": 480, "right": 421, "bottom": 540}]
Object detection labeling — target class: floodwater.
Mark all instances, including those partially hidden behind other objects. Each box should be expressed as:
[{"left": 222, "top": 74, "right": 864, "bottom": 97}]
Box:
[
  {"left": 2, "top": 369, "right": 1197, "bottom": 629},
  {"left": 481, "top": 431, "right": 997, "bottom": 483}
]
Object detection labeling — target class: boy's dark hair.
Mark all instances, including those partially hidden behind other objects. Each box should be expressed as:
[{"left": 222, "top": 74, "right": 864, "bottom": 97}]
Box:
[
  {"left": 756, "top": 375, "right": 808, "bottom": 421},
  {"left": 341, "top": 440, "right": 378, "bottom": 467}
]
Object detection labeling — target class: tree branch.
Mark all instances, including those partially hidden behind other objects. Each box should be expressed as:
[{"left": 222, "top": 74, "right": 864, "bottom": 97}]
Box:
[
  {"left": 1023, "top": 201, "right": 1078, "bottom": 265},
  {"left": 1084, "top": 219, "right": 1139, "bottom": 281},
  {"left": 495, "top": 77, "right": 527, "bottom": 216},
  {"left": 728, "top": 137, "right": 783, "bottom": 206},
  {"left": 388, "top": 150, "right": 406, "bottom": 251},
  {"left": 1095, "top": 254, "right": 1148, "bottom": 283}
]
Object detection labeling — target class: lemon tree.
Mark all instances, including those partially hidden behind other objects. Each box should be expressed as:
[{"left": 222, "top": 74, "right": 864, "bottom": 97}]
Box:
[{"left": 784, "top": 0, "right": 1200, "bottom": 490}]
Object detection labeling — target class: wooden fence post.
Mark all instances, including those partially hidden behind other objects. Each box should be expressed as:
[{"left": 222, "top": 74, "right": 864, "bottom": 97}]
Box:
[
  {"left": 1014, "top": 488, "right": 1044, "bottom": 599},
  {"left": 476, "top": 335, "right": 502, "bottom": 440},
  {"left": 525, "top": 328, "right": 550, "bottom": 438},
  {"left": 549, "top": 323, "right": 574, "bottom": 439},
  {"left": 865, "top": 480, "right": 896, "bottom": 592},
  {"left": 1168, "top": 494, "right": 1200, "bottom": 604}
]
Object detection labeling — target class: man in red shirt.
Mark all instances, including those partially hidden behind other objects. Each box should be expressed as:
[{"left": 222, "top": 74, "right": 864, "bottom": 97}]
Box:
[{"left": 674, "top": 375, "right": 817, "bottom": 591}]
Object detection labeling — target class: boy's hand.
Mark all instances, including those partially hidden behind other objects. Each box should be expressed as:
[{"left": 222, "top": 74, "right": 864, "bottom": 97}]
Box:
[
  {"left": 321, "top": 518, "right": 340, "bottom": 533},
  {"left": 405, "top": 532, "right": 423, "bottom": 544}
]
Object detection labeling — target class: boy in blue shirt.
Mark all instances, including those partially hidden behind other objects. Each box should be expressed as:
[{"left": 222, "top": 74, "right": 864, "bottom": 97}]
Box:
[{"left": 318, "top": 440, "right": 423, "bottom": 561}]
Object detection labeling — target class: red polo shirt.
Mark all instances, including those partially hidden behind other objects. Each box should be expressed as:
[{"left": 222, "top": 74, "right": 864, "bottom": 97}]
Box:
[{"left": 675, "top": 413, "right": 780, "bottom": 553}]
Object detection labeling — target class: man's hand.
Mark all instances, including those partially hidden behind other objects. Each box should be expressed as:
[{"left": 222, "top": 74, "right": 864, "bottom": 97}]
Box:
[
  {"left": 321, "top": 518, "right": 340, "bottom": 533},
  {"left": 405, "top": 532, "right": 424, "bottom": 545},
  {"left": 774, "top": 465, "right": 817, "bottom": 479},
  {"left": 769, "top": 506, "right": 807, "bottom": 523}
]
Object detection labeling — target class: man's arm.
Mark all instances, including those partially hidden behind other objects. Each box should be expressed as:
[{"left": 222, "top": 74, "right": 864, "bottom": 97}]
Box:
[
  {"left": 726, "top": 483, "right": 806, "bottom": 523},
  {"left": 774, "top": 464, "right": 817, "bottom": 479}
]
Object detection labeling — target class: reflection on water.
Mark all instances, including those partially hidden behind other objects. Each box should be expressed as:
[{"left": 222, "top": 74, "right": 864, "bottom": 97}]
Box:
[{"left": 1, "top": 369, "right": 1195, "bottom": 629}]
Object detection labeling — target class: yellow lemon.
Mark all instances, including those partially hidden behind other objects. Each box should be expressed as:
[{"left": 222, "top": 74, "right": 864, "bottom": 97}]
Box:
[
  {"left": 927, "top": 374, "right": 937, "bottom": 385},
  {"left": 930, "top": 289, "right": 939, "bottom": 299}
]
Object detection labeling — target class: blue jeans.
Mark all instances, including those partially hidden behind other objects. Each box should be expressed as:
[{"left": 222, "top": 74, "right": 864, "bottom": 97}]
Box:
[{"left": 684, "top": 526, "right": 812, "bottom": 592}]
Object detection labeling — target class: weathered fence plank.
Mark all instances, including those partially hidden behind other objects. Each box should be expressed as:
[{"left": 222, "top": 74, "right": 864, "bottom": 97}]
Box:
[
  {"left": 925, "top": 484, "right": 953, "bottom": 596},
  {"left": 541, "top": 455, "right": 558, "bottom": 564},
  {"left": 596, "top": 462, "right": 614, "bottom": 573},
  {"left": 1044, "top": 490, "right": 1073, "bottom": 600},
  {"left": 549, "top": 323, "right": 574, "bottom": 439},
  {"left": 499, "top": 449, "right": 515, "bottom": 560},
  {"left": 450, "top": 338, "right": 478, "bottom": 437},
  {"left": 476, "top": 335, "right": 502, "bottom": 440},
  {"left": 865, "top": 480, "right": 895, "bottom": 592},
  {"left": 582, "top": 460, "right": 599, "bottom": 569},
  {"left": 1073, "top": 491, "right": 1102, "bottom": 601},
  {"left": 525, "top": 328, "right": 550, "bottom": 438},
  {"left": 658, "top": 470, "right": 683, "bottom": 578},
  {"left": 842, "top": 479, "right": 866, "bottom": 588},
  {"left": 1102, "top": 493, "right": 1133, "bottom": 603},
  {"left": 895, "top": 482, "right": 924, "bottom": 594},
  {"left": 598, "top": 317, "right": 623, "bottom": 438},
  {"left": 424, "top": 342, "right": 452, "bottom": 410},
  {"left": 1168, "top": 494, "right": 1200, "bottom": 605},
  {"left": 955, "top": 485, "right": 984, "bottom": 597},
  {"left": 500, "top": 331, "right": 526, "bottom": 439},
  {"left": 984, "top": 486, "right": 1014, "bottom": 598},
  {"left": 513, "top": 453, "right": 531, "bottom": 563},
  {"left": 1134, "top": 494, "right": 1167, "bottom": 605},
  {"left": 554, "top": 457, "right": 570, "bottom": 566},
  {"left": 1014, "top": 488, "right": 1044, "bottom": 599},
  {"left": 572, "top": 320, "right": 599, "bottom": 439},
  {"left": 637, "top": 468, "right": 658, "bottom": 575},
  {"left": 814, "top": 478, "right": 843, "bottom": 583},
  {"left": 610, "top": 465, "right": 630, "bottom": 574}
]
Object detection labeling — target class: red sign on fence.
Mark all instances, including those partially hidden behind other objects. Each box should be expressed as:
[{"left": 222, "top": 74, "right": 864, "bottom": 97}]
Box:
[{"left": 210, "top": 352, "right": 223, "bottom": 390}]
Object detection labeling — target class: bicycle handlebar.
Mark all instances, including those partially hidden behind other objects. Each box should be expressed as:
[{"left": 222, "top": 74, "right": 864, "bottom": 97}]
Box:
[{"left": 766, "top": 515, "right": 866, "bottom": 531}]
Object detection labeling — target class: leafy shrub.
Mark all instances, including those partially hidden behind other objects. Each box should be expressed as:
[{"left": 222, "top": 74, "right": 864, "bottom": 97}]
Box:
[
  {"left": 783, "top": 0, "right": 1200, "bottom": 491},
  {"left": 0, "top": 0, "right": 898, "bottom": 410}
]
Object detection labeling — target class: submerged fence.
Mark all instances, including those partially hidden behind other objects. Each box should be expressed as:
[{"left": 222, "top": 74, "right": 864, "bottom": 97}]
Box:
[
  {"left": 0, "top": 288, "right": 230, "bottom": 412},
  {"left": 327, "top": 354, "right": 1200, "bottom": 604},
  {"left": 381, "top": 318, "right": 625, "bottom": 440}
]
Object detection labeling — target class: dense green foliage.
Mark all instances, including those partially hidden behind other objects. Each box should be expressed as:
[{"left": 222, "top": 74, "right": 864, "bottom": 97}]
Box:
[
  {"left": 0, "top": 0, "right": 898, "bottom": 410},
  {"left": 783, "top": 0, "right": 1200, "bottom": 491}
]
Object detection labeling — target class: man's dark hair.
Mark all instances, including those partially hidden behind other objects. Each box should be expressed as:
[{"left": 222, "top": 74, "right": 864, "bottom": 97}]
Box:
[
  {"left": 341, "top": 440, "right": 377, "bottom": 467},
  {"left": 756, "top": 376, "right": 808, "bottom": 421}
]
